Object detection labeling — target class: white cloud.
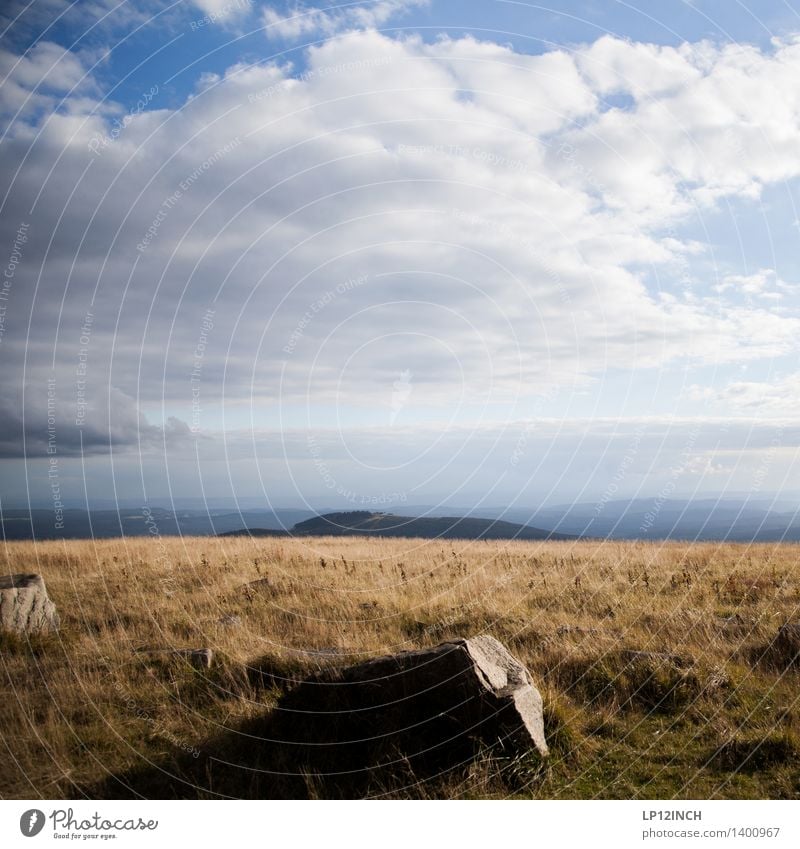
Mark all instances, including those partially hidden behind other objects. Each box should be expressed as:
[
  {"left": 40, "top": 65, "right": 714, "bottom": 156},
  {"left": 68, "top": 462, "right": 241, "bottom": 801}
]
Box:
[
  {"left": 1, "top": 29, "right": 800, "bottom": 458},
  {"left": 262, "top": 0, "right": 429, "bottom": 41},
  {"left": 0, "top": 41, "right": 98, "bottom": 119},
  {"left": 190, "top": 0, "right": 255, "bottom": 27},
  {"left": 691, "top": 373, "right": 800, "bottom": 415},
  {"left": 714, "top": 268, "right": 795, "bottom": 301},
  {"left": 577, "top": 34, "right": 708, "bottom": 99},
  {"left": 193, "top": 0, "right": 249, "bottom": 16},
  {"left": 682, "top": 454, "right": 730, "bottom": 476},
  {"left": 179, "top": 416, "right": 794, "bottom": 506},
  {"left": 563, "top": 35, "right": 800, "bottom": 217}
]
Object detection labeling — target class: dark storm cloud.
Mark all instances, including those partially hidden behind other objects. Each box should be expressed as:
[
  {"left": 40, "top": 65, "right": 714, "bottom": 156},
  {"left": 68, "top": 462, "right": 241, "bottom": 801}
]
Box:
[{"left": 0, "top": 386, "right": 196, "bottom": 458}]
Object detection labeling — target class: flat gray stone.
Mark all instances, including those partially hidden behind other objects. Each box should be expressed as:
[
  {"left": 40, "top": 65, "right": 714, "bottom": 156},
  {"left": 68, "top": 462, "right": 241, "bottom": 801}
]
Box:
[{"left": 0, "top": 574, "right": 59, "bottom": 635}]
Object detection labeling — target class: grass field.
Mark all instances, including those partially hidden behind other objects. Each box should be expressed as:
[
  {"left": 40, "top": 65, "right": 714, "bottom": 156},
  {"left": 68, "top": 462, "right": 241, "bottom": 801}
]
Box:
[{"left": 1, "top": 536, "right": 799, "bottom": 799}]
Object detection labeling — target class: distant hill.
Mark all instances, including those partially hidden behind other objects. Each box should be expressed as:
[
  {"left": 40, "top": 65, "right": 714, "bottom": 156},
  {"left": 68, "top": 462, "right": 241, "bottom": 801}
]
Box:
[
  {"left": 221, "top": 510, "right": 572, "bottom": 541},
  {"left": 5, "top": 498, "right": 798, "bottom": 541}
]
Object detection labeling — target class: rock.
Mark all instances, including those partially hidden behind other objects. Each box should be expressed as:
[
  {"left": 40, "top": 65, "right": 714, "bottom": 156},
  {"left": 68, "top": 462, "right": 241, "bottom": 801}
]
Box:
[
  {"left": 137, "top": 647, "right": 213, "bottom": 669},
  {"left": 0, "top": 574, "right": 59, "bottom": 635},
  {"left": 270, "top": 634, "right": 548, "bottom": 772},
  {"left": 175, "top": 648, "right": 213, "bottom": 669}
]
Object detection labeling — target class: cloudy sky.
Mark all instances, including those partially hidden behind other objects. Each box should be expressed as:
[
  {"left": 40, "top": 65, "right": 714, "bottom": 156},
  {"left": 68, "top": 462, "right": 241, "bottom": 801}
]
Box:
[{"left": 1, "top": 0, "right": 799, "bottom": 514}]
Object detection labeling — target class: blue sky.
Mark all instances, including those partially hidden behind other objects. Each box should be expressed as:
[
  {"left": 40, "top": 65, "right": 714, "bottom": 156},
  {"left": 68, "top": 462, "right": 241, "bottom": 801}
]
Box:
[
  {"left": 9, "top": 2, "right": 800, "bottom": 115},
  {"left": 1, "top": 0, "right": 799, "bottom": 512}
]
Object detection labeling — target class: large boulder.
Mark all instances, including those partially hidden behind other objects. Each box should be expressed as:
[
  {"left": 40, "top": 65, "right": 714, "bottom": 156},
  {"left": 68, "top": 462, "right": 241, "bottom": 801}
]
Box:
[
  {"left": 269, "top": 635, "right": 547, "bottom": 780},
  {"left": 0, "top": 574, "right": 60, "bottom": 635}
]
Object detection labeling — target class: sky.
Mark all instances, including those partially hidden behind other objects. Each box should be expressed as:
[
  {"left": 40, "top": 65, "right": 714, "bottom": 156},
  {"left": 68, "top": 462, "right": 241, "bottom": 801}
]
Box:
[{"left": 1, "top": 0, "right": 799, "bottom": 515}]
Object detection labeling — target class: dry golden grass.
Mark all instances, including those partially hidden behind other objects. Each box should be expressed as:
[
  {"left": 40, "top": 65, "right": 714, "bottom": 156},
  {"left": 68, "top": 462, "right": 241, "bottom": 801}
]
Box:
[{"left": 1, "top": 535, "right": 799, "bottom": 799}]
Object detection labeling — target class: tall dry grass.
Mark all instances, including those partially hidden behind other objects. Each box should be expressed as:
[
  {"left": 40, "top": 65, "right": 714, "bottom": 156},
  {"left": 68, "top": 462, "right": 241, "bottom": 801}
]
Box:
[{"left": 1, "top": 536, "right": 799, "bottom": 798}]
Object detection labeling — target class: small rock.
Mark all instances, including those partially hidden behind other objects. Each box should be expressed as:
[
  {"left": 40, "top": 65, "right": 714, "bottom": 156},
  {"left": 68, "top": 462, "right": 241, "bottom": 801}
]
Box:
[
  {"left": 137, "top": 647, "right": 213, "bottom": 669},
  {"left": 175, "top": 648, "right": 213, "bottom": 668},
  {"left": 556, "top": 625, "right": 598, "bottom": 637},
  {"left": 0, "top": 574, "right": 59, "bottom": 635}
]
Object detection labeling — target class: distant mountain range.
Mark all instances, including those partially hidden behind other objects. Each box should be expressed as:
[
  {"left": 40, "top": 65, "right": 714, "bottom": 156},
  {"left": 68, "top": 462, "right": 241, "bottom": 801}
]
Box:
[
  {"left": 520, "top": 499, "right": 800, "bottom": 542},
  {"left": 0, "top": 507, "right": 313, "bottom": 540},
  {"left": 2, "top": 497, "right": 799, "bottom": 541},
  {"left": 221, "top": 510, "right": 572, "bottom": 541}
]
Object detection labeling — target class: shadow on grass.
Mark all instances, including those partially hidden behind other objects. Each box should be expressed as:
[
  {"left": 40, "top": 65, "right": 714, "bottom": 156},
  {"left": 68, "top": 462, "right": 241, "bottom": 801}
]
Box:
[
  {"left": 707, "top": 732, "right": 800, "bottom": 774},
  {"left": 743, "top": 632, "right": 800, "bottom": 673},
  {"left": 85, "top": 653, "right": 547, "bottom": 800}
]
